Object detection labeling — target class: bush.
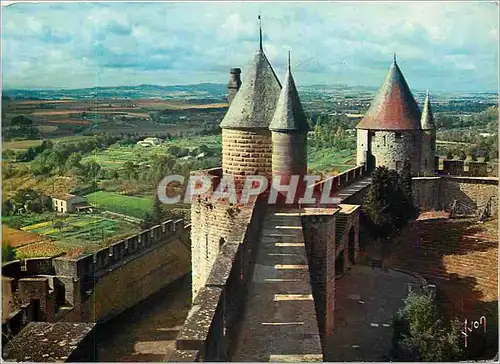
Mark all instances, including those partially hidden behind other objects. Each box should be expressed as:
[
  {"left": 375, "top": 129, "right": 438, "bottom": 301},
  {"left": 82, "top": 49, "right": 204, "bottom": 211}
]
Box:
[{"left": 392, "top": 290, "right": 463, "bottom": 361}]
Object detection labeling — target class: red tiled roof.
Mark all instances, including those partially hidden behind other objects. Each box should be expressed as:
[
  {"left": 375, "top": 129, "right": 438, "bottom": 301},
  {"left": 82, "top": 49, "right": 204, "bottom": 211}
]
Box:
[{"left": 357, "top": 60, "right": 421, "bottom": 131}]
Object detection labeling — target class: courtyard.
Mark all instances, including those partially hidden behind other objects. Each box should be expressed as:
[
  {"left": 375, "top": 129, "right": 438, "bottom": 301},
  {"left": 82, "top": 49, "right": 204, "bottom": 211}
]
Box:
[{"left": 326, "top": 265, "right": 420, "bottom": 361}]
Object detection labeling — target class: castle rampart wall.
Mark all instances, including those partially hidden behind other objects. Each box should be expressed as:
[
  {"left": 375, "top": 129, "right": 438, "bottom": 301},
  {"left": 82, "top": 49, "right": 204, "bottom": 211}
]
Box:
[
  {"left": 174, "top": 198, "right": 265, "bottom": 361},
  {"left": 412, "top": 176, "right": 498, "bottom": 215},
  {"left": 2, "top": 219, "right": 191, "bottom": 324}
]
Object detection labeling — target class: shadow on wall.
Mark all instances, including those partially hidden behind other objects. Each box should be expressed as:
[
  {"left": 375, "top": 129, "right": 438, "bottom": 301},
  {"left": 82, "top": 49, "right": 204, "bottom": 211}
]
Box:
[{"left": 383, "top": 217, "right": 498, "bottom": 360}]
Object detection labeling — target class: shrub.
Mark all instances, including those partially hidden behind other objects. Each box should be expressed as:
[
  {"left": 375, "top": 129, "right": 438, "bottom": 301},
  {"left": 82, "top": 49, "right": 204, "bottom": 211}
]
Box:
[{"left": 392, "top": 290, "right": 463, "bottom": 361}]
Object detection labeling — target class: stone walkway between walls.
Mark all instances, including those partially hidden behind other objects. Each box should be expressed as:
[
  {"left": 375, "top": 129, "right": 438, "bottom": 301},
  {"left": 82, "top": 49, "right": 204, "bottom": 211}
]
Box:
[{"left": 232, "top": 208, "right": 323, "bottom": 362}]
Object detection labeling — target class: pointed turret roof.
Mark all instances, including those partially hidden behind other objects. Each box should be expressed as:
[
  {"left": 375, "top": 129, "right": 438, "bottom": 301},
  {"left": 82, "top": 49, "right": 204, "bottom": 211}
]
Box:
[
  {"left": 220, "top": 17, "right": 282, "bottom": 129},
  {"left": 421, "top": 90, "right": 435, "bottom": 130},
  {"left": 269, "top": 52, "right": 309, "bottom": 133},
  {"left": 357, "top": 56, "right": 421, "bottom": 130}
]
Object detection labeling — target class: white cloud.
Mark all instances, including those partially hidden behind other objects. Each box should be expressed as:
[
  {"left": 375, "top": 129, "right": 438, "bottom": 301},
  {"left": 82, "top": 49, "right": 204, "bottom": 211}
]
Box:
[{"left": 1, "top": 2, "right": 498, "bottom": 92}]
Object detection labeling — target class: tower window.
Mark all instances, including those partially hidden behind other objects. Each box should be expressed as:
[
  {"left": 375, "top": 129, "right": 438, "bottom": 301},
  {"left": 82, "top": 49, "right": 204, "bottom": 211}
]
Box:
[
  {"left": 425, "top": 159, "right": 428, "bottom": 167},
  {"left": 383, "top": 136, "right": 386, "bottom": 146},
  {"left": 395, "top": 132, "right": 402, "bottom": 139}
]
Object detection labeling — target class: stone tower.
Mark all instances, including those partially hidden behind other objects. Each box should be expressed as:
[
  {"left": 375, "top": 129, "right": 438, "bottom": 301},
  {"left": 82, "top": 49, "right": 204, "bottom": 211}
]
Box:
[
  {"left": 269, "top": 52, "right": 309, "bottom": 184},
  {"left": 219, "top": 20, "right": 281, "bottom": 181},
  {"left": 356, "top": 55, "right": 422, "bottom": 173},
  {"left": 420, "top": 90, "right": 436, "bottom": 174},
  {"left": 227, "top": 68, "right": 242, "bottom": 106}
]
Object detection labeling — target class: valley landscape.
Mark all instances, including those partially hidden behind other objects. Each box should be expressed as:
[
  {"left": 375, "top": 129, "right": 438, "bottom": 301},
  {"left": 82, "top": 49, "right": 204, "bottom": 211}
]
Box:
[{"left": 1, "top": 1, "right": 498, "bottom": 363}]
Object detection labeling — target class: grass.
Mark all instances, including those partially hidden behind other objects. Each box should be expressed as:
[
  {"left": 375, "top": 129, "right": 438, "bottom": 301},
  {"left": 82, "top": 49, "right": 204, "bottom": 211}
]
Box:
[
  {"left": 85, "top": 191, "right": 153, "bottom": 219},
  {"left": 307, "top": 145, "right": 356, "bottom": 174}
]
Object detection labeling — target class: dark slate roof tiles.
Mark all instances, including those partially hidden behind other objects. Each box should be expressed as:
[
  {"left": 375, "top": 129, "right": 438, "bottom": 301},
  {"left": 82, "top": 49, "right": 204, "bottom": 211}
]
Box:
[
  {"left": 220, "top": 48, "right": 282, "bottom": 130},
  {"left": 269, "top": 53, "right": 309, "bottom": 133}
]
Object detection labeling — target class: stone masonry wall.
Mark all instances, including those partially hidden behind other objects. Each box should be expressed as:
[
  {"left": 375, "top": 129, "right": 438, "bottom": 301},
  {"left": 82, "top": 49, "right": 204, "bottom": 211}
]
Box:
[
  {"left": 412, "top": 176, "right": 498, "bottom": 215},
  {"left": 412, "top": 177, "right": 442, "bottom": 211},
  {"left": 190, "top": 198, "right": 254, "bottom": 301},
  {"left": 420, "top": 130, "right": 436, "bottom": 174},
  {"left": 271, "top": 132, "right": 307, "bottom": 177},
  {"left": 300, "top": 209, "right": 337, "bottom": 358},
  {"left": 222, "top": 128, "right": 272, "bottom": 180},
  {"left": 356, "top": 129, "right": 369, "bottom": 166},
  {"left": 86, "top": 236, "right": 190, "bottom": 322},
  {"left": 370, "top": 130, "right": 421, "bottom": 173},
  {"left": 174, "top": 198, "right": 265, "bottom": 361}
]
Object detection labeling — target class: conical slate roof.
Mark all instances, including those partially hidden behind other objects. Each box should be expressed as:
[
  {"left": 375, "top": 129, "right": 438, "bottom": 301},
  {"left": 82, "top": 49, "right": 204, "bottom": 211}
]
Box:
[
  {"left": 421, "top": 90, "right": 435, "bottom": 130},
  {"left": 220, "top": 47, "right": 282, "bottom": 129},
  {"left": 357, "top": 57, "right": 421, "bottom": 130},
  {"left": 269, "top": 53, "right": 309, "bottom": 133}
]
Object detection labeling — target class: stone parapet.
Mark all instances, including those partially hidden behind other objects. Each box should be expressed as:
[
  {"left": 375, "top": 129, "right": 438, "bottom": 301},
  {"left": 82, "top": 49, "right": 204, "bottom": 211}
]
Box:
[{"left": 174, "top": 198, "right": 265, "bottom": 362}]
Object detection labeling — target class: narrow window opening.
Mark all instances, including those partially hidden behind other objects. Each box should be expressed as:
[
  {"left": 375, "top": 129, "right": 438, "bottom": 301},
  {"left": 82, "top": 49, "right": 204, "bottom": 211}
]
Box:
[{"left": 383, "top": 136, "right": 386, "bottom": 146}]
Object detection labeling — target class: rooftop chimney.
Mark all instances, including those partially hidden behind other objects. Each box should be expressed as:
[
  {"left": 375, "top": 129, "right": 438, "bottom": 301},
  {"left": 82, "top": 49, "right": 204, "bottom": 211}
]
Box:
[{"left": 227, "top": 68, "right": 242, "bottom": 106}]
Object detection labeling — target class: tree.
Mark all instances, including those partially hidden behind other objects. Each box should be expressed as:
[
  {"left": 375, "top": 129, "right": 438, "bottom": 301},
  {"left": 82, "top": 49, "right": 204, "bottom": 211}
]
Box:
[
  {"left": 11, "top": 115, "right": 33, "bottom": 127},
  {"left": 2, "top": 244, "right": 16, "bottom": 262},
  {"left": 83, "top": 160, "right": 101, "bottom": 181},
  {"left": 123, "top": 161, "right": 138, "bottom": 180},
  {"left": 2, "top": 200, "right": 14, "bottom": 216},
  {"left": 363, "top": 165, "right": 417, "bottom": 239},
  {"left": 11, "top": 188, "right": 44, "bottom": 213},
  {"left": 65, "top": 152, "right": 83, "bottom": 174},
  {"left": 26, "top": 147, "right": 37, "bottom": 161},
  {"left": 392, "top": 290, "right": 463, "bottom": 361},
  {"left": 110, "top": 169, "right": 119, "bottom": 180}
]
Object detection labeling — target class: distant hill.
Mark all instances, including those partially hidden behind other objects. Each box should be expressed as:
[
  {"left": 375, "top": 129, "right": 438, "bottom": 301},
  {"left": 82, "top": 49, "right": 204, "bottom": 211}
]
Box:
[
  {"left": 3, "top": 83, "right": 496, "bottom": 106},
  {"left": 2, "top": 83, "right": 229, "bottom": 102}
]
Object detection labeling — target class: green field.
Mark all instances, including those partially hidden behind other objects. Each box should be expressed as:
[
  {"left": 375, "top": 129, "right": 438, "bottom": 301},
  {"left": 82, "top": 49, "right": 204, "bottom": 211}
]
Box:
[
  {"left": 307, "top": 146, "right": 356, "bottom": 173},
  {"left": 85, "top": 191, "right": 153, "bottom": 219}
]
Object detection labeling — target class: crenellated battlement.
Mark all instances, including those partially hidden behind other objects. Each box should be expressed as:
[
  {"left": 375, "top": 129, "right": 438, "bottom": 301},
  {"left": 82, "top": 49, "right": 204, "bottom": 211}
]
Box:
[
  {"left": 52, "top": 219, "right": 187, "bottom": 280},
  {"left": 440, "top": 159, "right": 489, "bottom": 177}
]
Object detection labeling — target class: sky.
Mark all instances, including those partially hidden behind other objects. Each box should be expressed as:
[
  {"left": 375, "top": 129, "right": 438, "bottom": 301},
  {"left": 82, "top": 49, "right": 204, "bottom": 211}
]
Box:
[{"left": 1, "top": 1, "right": 498, "bottom": 92}]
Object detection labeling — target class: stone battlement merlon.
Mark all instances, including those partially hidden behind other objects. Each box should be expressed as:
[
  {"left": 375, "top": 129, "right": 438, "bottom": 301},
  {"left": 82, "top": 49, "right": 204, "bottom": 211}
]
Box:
[{"left": 2, "top": 219, "right": 189, "bottom": 281}]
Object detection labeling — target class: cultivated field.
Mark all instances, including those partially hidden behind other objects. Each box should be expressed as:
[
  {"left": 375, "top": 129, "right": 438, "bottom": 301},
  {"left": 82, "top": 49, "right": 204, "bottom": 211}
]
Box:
[
  {"left": 3, "top": 212, "right": 140, "bottom": 259},
  {"left": 85, "top": 191, "right": 154, "bottom": 219},
  {"left": 2, "top": 225, "right": 46, "bottom": 248},
  {"left": 2, "top": 98, "right": 228, "bottom": 140}
]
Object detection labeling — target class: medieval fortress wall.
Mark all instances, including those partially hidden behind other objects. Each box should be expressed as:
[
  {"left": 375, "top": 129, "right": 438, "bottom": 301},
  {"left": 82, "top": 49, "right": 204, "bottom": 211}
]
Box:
[
  {"left": 412, "top": 176, "right": 498, "bottom": 214},
  {"left": 2, "top": 219, "right": 191, "bottom": 334}
]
